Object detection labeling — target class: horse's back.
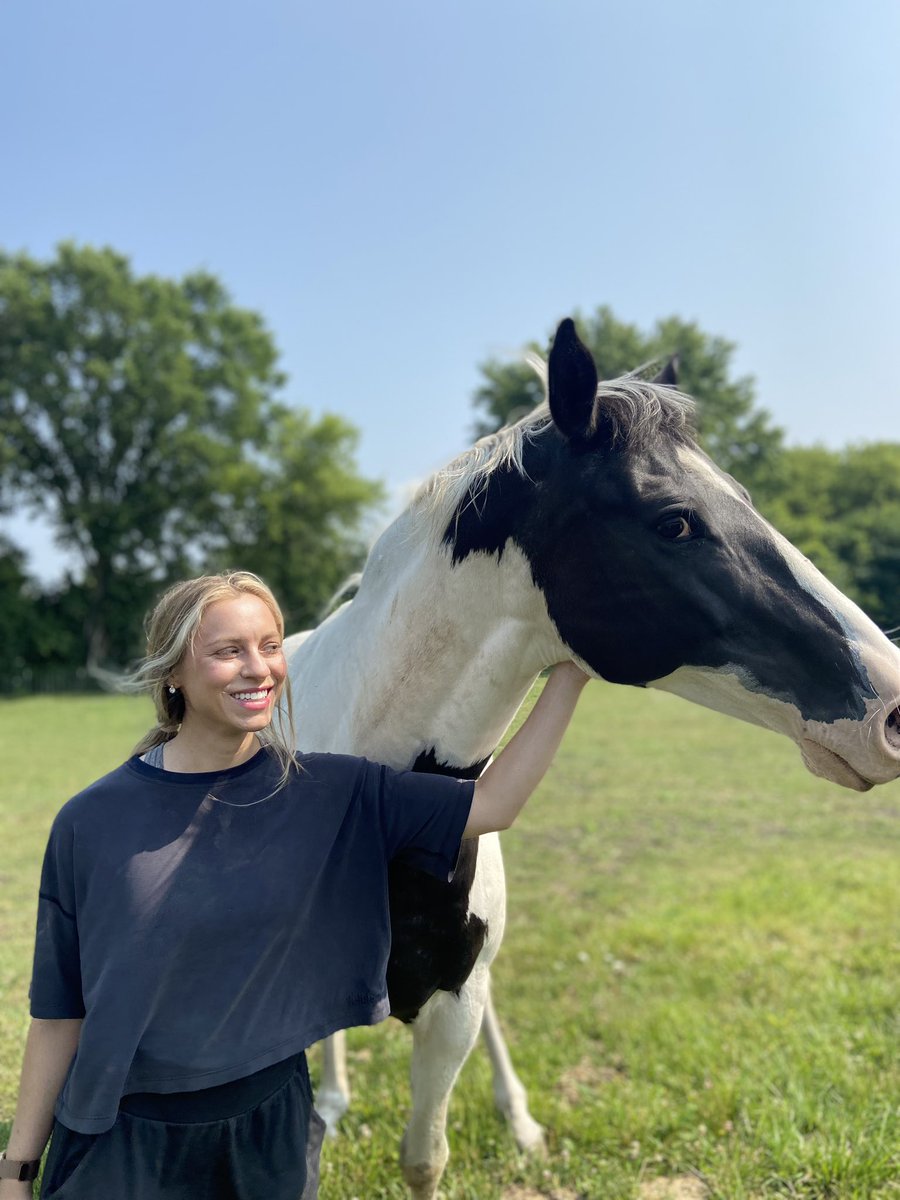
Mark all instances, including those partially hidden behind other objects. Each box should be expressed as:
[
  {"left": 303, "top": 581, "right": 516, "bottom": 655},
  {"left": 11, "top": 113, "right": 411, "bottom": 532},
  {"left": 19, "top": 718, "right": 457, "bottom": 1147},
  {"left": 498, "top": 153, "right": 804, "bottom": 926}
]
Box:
[
  {"left": 283, "top": 627, "right": 314, "bottom": 661},
  {"left": 284, "top": 603, "right": 374, "bottom": 754}
]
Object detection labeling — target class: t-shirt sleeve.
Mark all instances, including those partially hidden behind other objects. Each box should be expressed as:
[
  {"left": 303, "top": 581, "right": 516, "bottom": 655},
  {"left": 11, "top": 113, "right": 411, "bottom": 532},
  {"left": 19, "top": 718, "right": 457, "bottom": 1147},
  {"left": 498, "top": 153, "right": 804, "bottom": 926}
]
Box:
[
  {"left": 364, "top": 761, "right": 475, "bottom": 882},
  {"left": 29, "top": 809, "right": 85, "bottom": 1020}
]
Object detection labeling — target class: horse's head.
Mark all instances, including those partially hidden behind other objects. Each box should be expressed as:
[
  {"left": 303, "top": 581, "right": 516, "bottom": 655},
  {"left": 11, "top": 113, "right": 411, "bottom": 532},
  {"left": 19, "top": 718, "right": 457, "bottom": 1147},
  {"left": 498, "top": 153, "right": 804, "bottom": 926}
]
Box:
[{"left": 446, "top": 318, "right": 900, "bottom": 790}]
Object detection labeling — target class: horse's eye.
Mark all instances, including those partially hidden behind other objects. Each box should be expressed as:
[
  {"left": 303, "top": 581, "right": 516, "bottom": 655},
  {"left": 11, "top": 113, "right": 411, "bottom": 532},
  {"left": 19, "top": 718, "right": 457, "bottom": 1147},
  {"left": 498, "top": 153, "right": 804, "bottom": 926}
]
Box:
[{"left": 656, "top": 514, "right": 694, "bottom": 541}]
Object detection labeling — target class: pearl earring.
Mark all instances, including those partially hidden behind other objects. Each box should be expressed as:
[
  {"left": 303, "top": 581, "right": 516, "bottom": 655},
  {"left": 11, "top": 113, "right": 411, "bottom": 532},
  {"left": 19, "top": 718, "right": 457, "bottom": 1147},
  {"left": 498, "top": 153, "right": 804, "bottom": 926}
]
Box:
[{"left": 168, "top": 685, "right": 176, "bottom": 695}]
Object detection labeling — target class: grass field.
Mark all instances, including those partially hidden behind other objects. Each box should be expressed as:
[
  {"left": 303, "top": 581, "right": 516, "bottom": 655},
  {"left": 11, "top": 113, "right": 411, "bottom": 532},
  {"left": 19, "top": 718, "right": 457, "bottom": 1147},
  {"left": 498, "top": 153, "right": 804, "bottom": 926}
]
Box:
[{"left": 1, "top": 687, "right": 898, "bottom": 1199}]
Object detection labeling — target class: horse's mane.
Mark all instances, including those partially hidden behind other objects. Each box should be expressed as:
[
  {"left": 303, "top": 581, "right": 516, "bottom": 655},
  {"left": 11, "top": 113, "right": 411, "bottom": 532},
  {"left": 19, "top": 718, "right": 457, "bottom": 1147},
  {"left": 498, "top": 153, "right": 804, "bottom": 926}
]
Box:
[{"left": 414, "top": 354, "right": 696, "bottom": 541}]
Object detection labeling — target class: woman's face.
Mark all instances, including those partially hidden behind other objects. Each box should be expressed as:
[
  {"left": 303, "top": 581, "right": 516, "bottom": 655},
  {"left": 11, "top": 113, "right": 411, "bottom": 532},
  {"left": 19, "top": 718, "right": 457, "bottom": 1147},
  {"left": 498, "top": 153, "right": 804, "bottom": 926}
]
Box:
[{"left": 171, "top": 594, "right": 287, "bottom": 742}]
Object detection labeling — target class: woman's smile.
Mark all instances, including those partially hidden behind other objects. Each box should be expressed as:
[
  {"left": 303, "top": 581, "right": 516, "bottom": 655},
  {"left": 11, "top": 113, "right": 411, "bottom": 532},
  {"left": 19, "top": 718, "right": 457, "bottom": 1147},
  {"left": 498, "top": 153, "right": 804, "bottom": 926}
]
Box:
[{"left": 229, "top": 687, "right": 275, "bottom": 711}]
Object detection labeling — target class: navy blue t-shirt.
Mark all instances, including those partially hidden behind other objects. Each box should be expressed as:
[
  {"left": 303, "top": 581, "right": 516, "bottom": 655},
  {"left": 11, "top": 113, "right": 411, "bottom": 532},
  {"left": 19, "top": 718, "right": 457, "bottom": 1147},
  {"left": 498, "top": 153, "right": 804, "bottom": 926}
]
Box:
[{"left": 29, "top": 748, "right": 474, "bottom": 1134}]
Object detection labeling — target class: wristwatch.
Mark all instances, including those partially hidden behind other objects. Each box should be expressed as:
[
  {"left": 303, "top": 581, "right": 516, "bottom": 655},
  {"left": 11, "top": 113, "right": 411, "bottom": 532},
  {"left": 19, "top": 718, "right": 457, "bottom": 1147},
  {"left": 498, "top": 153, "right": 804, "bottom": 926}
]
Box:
[{"left": 0, "top": 1151, "right": 40, "bottom": 1181}]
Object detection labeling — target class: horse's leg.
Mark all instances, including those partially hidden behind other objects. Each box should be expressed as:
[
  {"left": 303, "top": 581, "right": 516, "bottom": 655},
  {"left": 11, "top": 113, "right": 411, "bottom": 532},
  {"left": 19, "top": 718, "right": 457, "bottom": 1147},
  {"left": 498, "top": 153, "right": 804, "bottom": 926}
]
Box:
[
  {"left": 315, "top": 1031, "right": 350, "bottom": 1135},
  {"left": 481, "top": 981, "right": 545, "bottom": 1152},
  {"left": 399, "top": 966, "right": 490, "bottom": 1200}
]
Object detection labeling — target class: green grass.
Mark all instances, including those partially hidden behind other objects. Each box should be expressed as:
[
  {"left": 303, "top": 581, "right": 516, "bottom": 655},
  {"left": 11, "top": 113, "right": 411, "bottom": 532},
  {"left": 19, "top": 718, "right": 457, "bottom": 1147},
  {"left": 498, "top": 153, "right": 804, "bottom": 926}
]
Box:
[{"left": 1, "top": 688, "right": 898, "bottom": 1198}]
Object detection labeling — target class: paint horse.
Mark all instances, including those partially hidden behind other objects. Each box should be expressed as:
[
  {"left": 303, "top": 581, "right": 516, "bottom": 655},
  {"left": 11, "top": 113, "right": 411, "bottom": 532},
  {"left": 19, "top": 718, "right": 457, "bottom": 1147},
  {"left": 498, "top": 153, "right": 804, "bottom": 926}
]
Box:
[{"left": 284, "top": 318, "right": 900, "bottom": 1200}]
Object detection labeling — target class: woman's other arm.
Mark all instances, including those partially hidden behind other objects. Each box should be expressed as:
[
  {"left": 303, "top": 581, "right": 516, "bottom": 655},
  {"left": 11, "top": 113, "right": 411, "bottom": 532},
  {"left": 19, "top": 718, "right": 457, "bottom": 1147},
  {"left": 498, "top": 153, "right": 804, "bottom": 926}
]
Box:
[
  {"left": 464, "top": 660, "right": 590, "bottom": 838},
  {"left": 0, "top": 1018, "right": 82, "bottom": 1198}
]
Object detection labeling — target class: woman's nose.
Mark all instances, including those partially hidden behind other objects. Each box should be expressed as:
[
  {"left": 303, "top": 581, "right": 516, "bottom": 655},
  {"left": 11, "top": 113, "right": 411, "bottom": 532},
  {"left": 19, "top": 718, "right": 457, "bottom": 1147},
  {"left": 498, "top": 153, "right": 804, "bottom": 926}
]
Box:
[{"left": 242, "top": 651, "right": 268, "bottom": 678}]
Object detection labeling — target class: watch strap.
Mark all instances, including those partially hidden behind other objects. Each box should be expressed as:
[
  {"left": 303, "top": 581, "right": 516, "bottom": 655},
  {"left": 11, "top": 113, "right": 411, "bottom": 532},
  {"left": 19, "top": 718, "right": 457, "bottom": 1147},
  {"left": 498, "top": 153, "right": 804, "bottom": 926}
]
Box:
[{"left": 0, "top": 1151, "right": 41, "bottom": 1182}]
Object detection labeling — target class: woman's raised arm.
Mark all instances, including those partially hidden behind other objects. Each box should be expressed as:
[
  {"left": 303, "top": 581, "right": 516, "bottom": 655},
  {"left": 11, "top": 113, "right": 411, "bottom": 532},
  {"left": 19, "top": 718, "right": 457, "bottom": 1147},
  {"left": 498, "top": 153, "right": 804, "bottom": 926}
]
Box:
[{"left": 463, "top": 661, "right": 590, "bottom": 838}]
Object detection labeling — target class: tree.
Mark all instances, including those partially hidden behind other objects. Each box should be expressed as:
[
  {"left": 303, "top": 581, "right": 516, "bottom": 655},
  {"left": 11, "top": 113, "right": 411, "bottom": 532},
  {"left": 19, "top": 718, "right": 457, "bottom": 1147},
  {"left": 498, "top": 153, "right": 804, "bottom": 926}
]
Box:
[
  {"left": 210, "top": 408, "right": 383, "bottom": 633},
  {"left": 0, "top": 536, "right": 40, "bottom": 680},
  {"left": 763, "top": 443, "right": 900, "bottom": 629},
  {"left": 473, "top": 306, "right": 784, "bottom": 490},
  {"left": 0, "top": 243, "right": 382, "bottom": 665}
]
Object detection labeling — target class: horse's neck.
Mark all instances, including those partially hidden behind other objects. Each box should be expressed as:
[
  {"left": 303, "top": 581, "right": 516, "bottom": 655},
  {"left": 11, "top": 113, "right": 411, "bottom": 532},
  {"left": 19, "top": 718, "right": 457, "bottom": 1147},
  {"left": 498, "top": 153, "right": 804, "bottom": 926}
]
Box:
[{"left": 291, "top": 513, "right": 568, "bottom": 769}]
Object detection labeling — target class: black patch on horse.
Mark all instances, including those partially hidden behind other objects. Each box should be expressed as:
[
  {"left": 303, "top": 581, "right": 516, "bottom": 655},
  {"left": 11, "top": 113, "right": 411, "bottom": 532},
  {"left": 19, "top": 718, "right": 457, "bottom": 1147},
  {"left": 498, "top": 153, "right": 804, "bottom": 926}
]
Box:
[
  {"left": 387, "top": 750, "right": 490, "bottom": 1024},
  {"left": 444, "top": 460, "right": 535, "bottom": 568}
]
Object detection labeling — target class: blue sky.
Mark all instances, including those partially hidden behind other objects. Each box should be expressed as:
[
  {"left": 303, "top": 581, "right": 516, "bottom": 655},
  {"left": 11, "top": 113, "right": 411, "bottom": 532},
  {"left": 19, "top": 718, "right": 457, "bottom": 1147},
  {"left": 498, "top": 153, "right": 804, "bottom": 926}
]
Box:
[{"left": 3, "top": 0, "right": 899, "bottom": 582}]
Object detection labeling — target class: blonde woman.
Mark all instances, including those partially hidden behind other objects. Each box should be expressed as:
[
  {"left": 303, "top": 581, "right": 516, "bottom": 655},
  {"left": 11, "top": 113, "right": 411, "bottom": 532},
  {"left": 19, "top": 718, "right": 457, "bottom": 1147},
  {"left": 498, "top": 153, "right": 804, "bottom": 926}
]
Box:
[{"left": 0, "top": 571, "right": 589, "bottom": 1199}]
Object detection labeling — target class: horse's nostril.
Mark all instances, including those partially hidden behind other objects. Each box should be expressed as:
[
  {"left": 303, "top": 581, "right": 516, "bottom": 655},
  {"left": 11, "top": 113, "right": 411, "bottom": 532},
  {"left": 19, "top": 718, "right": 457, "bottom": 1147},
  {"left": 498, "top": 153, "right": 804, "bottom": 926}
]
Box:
[{"left": 885, "top": 707, "right": 900, "bottom": 751}]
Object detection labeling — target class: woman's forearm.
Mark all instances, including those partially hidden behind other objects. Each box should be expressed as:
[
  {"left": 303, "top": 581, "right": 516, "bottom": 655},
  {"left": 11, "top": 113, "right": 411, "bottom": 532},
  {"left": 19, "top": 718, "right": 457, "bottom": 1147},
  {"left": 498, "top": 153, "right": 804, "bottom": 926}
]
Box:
[
  {"left": 464, "top": 661, "right": 589, "bottom": 837},
  {"left": 3, "top": 1018, "right": 82, "bottom": 1167}
]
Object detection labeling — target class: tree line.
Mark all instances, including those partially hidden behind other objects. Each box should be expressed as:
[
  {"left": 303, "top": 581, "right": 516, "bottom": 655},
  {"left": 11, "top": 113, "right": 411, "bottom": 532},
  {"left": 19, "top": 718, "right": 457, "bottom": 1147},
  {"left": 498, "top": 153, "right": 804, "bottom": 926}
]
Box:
[{"left": 1, "top": 246, "right": 897, "bottom": 691}]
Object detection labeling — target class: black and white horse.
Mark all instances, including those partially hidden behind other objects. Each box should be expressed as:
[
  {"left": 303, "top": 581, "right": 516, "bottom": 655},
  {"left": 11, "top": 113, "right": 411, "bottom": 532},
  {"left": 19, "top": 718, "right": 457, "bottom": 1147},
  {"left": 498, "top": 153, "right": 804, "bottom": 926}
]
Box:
[{"left": 284, "top": 318, "right": 900, "bottom": 1199}]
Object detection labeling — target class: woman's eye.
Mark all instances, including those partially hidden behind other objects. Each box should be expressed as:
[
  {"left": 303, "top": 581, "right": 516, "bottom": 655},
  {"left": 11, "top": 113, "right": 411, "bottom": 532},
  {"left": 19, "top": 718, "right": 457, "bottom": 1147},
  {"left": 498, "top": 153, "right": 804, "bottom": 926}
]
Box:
[
  {"left": 263, "top": 642, "right": 282, "bottom": 654},
  {"left": 216, "top": 647, "right": 240, "bottom": 657},
  {"left": 656, "top": 515, "right": 694, "bottom": 541}
]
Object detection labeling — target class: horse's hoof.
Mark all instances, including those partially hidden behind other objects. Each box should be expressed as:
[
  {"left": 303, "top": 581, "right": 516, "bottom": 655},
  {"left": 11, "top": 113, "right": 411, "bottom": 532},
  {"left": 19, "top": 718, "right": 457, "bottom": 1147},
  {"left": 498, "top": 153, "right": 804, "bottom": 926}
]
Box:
[
  {"left": 315, "top": 1091, "right": 349, "bottom": 1138},
  {"left": 513, "top": 1114, "right": 546, "bottom": 1155},
  {"left": 400, "top": 1160, "right": 444, "bottom": 1200}
]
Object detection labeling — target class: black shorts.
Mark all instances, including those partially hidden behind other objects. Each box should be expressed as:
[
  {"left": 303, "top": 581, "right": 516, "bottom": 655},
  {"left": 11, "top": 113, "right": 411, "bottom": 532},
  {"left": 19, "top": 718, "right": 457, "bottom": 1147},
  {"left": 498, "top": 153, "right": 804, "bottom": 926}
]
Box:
[{"left": 40, "top": 1052, "right": 326, "bottom": 1200}]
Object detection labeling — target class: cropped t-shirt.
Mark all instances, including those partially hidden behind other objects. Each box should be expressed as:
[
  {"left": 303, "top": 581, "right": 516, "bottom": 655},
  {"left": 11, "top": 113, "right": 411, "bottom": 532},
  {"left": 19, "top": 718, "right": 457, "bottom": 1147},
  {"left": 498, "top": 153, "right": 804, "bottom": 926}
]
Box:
[{"left": 29, "top": 747, "right": 474, "bottom": 1134}]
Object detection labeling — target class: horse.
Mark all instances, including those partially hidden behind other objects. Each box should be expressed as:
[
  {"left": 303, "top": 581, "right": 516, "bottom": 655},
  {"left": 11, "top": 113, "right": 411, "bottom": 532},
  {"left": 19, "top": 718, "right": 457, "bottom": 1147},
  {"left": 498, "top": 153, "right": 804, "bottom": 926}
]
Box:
[{"left": 284, "top": 317, "right": 900, "bottom": 1199}]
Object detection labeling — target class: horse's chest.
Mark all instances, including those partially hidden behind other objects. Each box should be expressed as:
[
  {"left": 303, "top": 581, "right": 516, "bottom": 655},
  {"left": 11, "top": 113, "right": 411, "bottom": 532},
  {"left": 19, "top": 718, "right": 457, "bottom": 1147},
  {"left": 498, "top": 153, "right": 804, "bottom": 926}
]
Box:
[{"left": 386, "top": 839, "right": 488, "bottom": 1023}]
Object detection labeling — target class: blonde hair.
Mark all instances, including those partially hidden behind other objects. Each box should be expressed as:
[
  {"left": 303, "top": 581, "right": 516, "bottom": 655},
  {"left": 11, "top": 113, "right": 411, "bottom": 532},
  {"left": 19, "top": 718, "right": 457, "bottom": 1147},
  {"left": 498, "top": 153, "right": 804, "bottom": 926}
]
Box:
[{"left": 122, "top": 571, "right": 297, "bottom": 786}]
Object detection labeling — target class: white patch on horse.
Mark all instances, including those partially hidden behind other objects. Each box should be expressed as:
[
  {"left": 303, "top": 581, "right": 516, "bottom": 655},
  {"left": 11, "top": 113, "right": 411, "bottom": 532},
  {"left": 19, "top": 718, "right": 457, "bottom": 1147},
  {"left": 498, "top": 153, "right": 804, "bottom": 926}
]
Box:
[
  {"left": 288, "top": 516, "right": 569, "bottom": 768},
  {"left": 675, "top": 446, "right": 745, "bottom": 500}
]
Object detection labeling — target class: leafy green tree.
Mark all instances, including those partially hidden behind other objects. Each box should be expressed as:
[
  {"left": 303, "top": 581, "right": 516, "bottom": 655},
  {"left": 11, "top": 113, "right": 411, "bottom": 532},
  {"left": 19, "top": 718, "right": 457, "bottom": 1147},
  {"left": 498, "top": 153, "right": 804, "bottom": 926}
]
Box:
[
  {"left": 210, "top": 407, "right": 383, "bottom": 633},
  {"left": 764, "top": 443, "right": 900, "bottom": 628},
  {"left": 473, "top": 306, "right": 783, "bottom": 490},
  {"left": 0, "top": 536, "right": 40, "bottom": 678},
  {"left": 0, "top": 243, "right": 382, "bottom": 665},
  {"left": 29, "top": 580, "right": 95, "bottom": 669},
  {"left": 0, "top": 534, "right": 98, "bottom": 687}
]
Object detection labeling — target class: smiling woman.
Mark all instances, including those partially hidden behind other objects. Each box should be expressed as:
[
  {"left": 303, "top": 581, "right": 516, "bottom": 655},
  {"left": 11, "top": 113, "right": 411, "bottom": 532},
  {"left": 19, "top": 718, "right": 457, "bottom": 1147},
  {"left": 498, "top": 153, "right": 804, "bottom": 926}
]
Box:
[
  {"left": 125, "top": 573, "right": 298, "bottom": 782},
  {"left": 0, "top": 571, "right": 588, "bottom": 1200},
  {"left": 164, "top": 593, "right": 288, "bottom": 771}
]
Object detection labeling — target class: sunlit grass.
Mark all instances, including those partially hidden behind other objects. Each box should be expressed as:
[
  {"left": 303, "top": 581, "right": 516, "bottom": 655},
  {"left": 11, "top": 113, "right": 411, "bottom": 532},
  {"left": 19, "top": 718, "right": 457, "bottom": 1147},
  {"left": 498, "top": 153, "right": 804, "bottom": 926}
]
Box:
[{"left": 1, "top": 688, "right": 898, "bottom": 1198}]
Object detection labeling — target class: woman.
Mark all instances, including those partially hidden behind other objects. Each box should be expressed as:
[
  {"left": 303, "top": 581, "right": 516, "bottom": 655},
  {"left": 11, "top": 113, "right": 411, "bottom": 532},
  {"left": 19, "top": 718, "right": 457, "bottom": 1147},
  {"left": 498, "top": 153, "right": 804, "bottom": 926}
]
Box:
[{"left": 0, "top": 571, "right": 589, "bottom": 1199}]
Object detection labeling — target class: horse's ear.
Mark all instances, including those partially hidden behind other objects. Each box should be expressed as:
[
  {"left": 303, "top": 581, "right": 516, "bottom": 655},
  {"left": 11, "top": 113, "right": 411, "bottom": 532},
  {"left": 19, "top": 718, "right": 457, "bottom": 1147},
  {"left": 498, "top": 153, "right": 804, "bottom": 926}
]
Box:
[
  {"left": 653, "top": 354, "right": 679, "bottom": 386},
  {"left": 548, "top": 318, "right": 599, "bottom": 442}
]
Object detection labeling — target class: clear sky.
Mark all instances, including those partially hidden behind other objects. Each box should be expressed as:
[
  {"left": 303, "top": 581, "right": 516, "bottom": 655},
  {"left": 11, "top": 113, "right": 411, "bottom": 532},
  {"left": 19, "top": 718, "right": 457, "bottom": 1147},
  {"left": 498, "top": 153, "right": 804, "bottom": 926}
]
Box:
[{"left": 3, "top": 0, "right": 899, "bottom": 582}]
